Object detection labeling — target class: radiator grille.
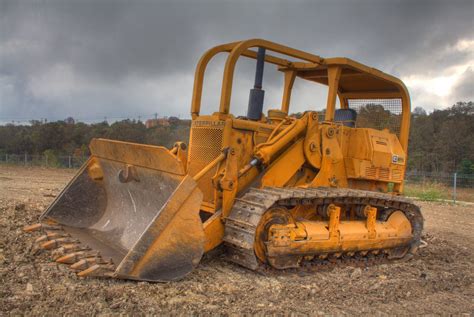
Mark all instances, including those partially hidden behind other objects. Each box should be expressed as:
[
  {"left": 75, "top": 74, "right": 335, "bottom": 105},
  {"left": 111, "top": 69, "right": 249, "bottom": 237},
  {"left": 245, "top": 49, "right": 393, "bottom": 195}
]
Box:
[
  {"left": 348, "top": 98, "right": 402, "bottom": 136},
  {"left": 379, "top": 168, "right": 390, "bottom": 180},
  {"left": 365, "top": 166, "right": 377, "bottom": 178},
  {"left": 392, "top": 169, "right": 402, "bottom": 181},
  {"left": 187, "top": 121, "right": 224, "bottom": 205}
]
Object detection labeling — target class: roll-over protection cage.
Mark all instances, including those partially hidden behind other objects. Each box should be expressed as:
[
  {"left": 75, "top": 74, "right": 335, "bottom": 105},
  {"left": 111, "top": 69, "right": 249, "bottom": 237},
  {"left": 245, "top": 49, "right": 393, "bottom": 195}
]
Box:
[{"left": 190, "top": 39, "right": 411, "bottom": 152}]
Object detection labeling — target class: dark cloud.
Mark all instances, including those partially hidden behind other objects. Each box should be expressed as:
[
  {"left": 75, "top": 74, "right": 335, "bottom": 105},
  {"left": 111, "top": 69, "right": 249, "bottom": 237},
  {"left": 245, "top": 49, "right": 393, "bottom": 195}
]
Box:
[{"left": 0, "top": 0, "right": 473, "bottom": 122}]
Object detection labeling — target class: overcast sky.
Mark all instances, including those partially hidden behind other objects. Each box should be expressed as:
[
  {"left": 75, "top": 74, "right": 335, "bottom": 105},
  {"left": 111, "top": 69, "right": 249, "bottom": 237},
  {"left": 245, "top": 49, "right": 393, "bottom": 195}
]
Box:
[{"left": 0, "top": 0, "right": 473, "bottom": 123}]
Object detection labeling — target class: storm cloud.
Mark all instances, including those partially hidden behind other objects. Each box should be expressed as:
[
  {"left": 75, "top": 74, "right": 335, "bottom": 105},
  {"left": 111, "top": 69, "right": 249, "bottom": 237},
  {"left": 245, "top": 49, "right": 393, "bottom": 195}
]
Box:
[{"left": 0, "top": 0, "right": 473, "bottom": 123}]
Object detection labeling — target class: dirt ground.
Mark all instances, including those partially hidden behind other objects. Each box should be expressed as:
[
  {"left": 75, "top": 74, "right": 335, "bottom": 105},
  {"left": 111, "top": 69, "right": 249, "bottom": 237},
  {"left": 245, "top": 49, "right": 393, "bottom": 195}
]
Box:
[{"left": 0, "top": 165, "right": 473, "bottom": 315}]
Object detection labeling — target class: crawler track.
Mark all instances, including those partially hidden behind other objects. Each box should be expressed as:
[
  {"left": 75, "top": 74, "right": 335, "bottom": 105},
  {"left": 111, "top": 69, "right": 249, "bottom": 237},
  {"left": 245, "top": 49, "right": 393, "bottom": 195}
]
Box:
[{"left": 223, "top": 187, "right": 423, "bottom": 270}]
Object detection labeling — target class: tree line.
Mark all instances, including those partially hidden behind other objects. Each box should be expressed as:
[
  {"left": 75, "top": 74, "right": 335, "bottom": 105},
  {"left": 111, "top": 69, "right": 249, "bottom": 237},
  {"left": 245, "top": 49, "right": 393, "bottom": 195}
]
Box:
[
  {"left": 0, "top": 101, "right": 472, "bottom": 174},
  {"left": 0, "top": 119, "right": 190, "bottom": 158},
  {"left": 408, "top": 101, "right": 473, "bottom": 174}
]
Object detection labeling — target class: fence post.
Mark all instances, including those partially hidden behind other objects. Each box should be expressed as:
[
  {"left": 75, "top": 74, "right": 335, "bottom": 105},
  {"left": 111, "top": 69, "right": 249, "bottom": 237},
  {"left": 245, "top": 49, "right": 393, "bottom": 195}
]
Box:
[
  {"left": 453, "top": 172, "right": 457, "bottom": 204},
  {"left": 24, "top": 152, "right": 27, "bottom": 166},
  {"left": 5, "top": 154, "right": 7, "bottom": 163},
  {"left": 68, "top": 156, "right": 72, "bottom": 168}
]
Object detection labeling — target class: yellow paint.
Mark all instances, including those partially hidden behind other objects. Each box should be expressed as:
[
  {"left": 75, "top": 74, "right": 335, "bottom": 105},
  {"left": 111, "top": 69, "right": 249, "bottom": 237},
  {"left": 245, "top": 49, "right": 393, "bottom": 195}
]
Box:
[
  {"left": 42, "top": 39, "right": 417, "bottom": 279},
  {"left": 267, "top": 210, "right": 412, "bottom": 257}
]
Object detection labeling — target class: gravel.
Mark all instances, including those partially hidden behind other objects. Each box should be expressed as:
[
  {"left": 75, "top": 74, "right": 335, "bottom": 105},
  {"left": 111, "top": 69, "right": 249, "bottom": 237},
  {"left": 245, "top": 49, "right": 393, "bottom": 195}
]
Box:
[{"left": 0, "top": 166, "right": 473, "bottom": 315}]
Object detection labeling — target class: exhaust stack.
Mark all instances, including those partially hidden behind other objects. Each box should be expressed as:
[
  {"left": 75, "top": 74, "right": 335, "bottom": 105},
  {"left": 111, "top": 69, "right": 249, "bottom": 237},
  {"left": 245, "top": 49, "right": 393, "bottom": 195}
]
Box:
[{"left": 247, "top": 47, "right": 266, "bottom": 120}]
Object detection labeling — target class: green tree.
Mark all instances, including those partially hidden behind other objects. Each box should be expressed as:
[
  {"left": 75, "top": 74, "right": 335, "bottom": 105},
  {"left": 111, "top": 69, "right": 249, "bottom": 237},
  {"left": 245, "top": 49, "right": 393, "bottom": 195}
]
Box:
[{"left": 459, "top": 159, "right": 474, "bottom": 175}]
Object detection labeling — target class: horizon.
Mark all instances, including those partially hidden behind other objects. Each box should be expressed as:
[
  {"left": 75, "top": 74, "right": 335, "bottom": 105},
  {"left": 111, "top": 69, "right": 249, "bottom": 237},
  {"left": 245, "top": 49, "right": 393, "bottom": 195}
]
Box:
[{"left": 0, "top": 100, "right": 471, "bottom": 126}]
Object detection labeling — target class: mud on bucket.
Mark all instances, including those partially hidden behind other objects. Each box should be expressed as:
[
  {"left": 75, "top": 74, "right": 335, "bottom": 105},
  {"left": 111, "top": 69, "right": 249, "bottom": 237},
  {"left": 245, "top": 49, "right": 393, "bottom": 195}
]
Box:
[{"left": 38, "top": 139, "right": 204, "bottom": 282}]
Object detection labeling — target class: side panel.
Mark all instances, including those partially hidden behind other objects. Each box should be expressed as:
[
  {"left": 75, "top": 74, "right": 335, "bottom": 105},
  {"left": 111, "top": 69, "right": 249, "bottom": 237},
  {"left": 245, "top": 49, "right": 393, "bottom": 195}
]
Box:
[{"left": 344, "top": 128, "right": 406, "bottom": 184}]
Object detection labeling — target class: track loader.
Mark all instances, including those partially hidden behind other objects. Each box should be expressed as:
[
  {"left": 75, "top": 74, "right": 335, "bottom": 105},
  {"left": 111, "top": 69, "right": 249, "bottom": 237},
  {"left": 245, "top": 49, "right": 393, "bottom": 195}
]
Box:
[{"left": 25, "top": 39, "right": 423, "bottom": 282}]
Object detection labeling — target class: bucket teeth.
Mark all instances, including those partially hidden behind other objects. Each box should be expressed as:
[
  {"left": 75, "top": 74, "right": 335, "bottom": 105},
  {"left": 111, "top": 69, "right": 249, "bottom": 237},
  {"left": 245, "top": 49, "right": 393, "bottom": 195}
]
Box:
[
  {"left": 51, "top": 243, "right": 88, "bottom": 260},
  {"left": 40, "top": 237, "right": 77, "bottom": 250},
  {"left": 24, "top": 223, "right": 62, "bottom": 232},
  {"left": 35, "top": 232, "right": 69, "bottom": 243},
  {"left": 77, "top": 264, "right": 115, "bottom": 278},
  {"left": 25, "top": 222, "right": 116, "bottom": 279},
  {"left": 70, "top": 257, "right": 107, "bottom": 271},
  {"left": 56, "top": 251, "right": 100, "bottom": 264}
]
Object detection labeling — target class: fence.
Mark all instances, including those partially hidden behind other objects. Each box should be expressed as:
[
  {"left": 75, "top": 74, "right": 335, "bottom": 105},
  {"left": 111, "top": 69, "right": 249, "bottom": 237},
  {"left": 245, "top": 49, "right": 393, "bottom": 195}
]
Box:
[
  {"left": 0, "top": 153, "right": 88, "bottom": 169},
  {"left": 1, "top": 154, "right": 473, "bottom": 202},
  {"left": 405, "top": 171, "right": 474, "bottom": 203}
]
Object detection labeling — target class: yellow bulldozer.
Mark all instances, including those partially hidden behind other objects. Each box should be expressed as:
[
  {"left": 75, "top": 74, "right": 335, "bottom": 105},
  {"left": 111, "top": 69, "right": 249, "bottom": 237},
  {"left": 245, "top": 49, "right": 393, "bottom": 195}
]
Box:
[{"left": 25, "top": 39, "right": 423, "bottom": 282}]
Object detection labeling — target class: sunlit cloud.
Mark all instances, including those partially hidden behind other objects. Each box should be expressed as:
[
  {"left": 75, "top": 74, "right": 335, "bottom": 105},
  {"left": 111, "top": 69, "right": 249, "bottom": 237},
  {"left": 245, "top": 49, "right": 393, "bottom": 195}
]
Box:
[{"left": 402, "top": 38, "right": 474, "bottom": 109}]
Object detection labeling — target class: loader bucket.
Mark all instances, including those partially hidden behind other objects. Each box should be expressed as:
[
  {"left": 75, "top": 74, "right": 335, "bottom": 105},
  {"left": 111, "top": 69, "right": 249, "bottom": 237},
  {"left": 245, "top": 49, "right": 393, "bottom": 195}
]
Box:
[{"left": 35, "top": 139, "right": 205, "bottom": 282}]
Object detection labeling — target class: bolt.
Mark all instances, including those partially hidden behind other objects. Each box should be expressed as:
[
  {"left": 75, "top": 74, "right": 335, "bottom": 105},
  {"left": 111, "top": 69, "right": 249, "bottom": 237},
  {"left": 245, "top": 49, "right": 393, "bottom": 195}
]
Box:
[
  {"left": 309, "top": 142, "right": 317, "bottom": 152},
  {"left": 326, "top": 127, "right": 335, "bottom": 138}
]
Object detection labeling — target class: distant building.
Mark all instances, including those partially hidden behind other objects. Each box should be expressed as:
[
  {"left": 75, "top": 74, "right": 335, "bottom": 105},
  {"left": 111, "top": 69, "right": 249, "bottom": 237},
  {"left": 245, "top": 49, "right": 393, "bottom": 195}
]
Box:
[{"left": 145, "top": 117, "right": 170, "bottom": 128}]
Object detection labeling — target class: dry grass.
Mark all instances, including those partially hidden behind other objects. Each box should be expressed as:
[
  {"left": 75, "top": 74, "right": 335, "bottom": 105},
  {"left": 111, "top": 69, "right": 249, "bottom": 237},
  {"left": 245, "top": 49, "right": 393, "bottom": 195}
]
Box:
[{"left": 404, "top": 182, "right": 474, "bottom": 203}]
